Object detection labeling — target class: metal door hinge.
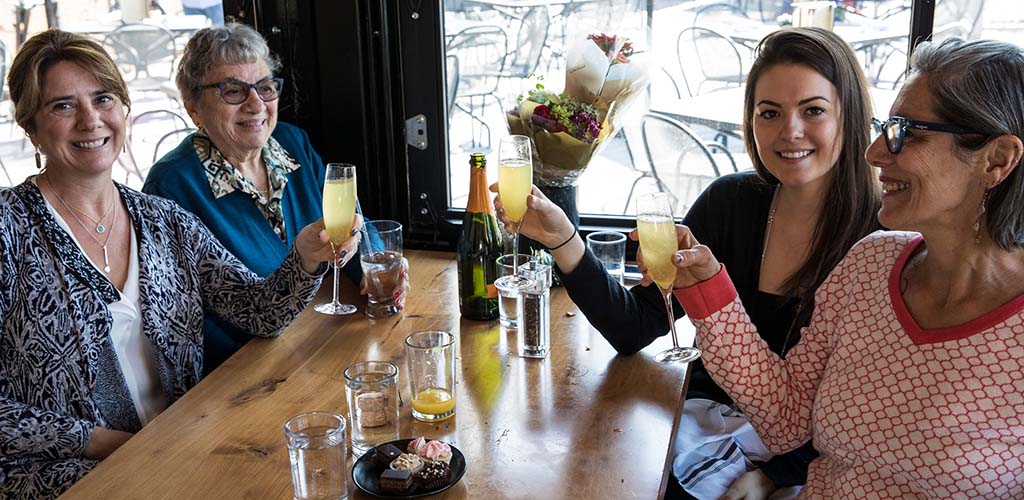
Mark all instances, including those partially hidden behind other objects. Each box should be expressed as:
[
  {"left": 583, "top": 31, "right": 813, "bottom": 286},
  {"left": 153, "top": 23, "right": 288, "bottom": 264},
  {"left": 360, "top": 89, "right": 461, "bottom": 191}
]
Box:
[{"left": 405, "top": 114, "right": 427, "bottom": 150}]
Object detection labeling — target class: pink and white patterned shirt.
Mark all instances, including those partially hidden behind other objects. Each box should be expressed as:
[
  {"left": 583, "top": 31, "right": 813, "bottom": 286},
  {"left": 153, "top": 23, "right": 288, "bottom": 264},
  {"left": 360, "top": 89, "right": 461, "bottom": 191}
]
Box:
[{"left": 675, "top": 231, "right": 1024, "bottom": 499}]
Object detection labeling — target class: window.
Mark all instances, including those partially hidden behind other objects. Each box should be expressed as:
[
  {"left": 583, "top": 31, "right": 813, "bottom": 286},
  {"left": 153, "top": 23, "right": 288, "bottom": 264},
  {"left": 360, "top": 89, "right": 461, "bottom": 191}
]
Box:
[
  {"left": 0, "top": 0, "right": 221, "bottom": 188},
  {"left": 413, "top": 0, "right": 944, "bottom": 234}
]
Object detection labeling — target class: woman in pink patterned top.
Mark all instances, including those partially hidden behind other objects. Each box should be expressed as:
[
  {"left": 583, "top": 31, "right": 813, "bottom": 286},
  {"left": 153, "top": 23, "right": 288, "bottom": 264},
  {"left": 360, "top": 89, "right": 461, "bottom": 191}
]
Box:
[{"left": 666, "top": 38, "right": 1024, "bottom": 499}]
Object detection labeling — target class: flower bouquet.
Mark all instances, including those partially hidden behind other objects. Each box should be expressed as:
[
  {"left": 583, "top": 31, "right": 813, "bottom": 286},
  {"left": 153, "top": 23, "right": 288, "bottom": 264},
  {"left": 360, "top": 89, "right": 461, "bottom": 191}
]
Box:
[{"left": 507, "top": 32, "right": 650, "bottom": 190}]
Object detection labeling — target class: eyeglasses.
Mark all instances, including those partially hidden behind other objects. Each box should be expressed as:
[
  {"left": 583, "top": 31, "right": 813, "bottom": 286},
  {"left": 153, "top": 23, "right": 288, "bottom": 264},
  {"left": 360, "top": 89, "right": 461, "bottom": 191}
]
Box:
[
  {"left": 196, "top": 77, "right": 285, "bottom": 105},
  {"left": 871, "top": 116, "right": 993, "bottom": 154}
]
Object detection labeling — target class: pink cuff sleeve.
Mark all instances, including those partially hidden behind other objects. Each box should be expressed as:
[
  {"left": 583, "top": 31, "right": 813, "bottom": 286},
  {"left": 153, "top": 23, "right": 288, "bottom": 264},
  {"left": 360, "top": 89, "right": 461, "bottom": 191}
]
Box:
[{"left": 672, "top": 265, "right": 738, "bottom": 320}]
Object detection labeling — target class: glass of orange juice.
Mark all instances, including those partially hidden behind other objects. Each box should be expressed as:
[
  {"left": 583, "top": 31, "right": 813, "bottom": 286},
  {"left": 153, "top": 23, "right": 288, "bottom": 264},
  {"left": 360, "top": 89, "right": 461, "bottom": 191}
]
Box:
[{"left": 405, "top": 331, "right": 456, "bottom": 422}]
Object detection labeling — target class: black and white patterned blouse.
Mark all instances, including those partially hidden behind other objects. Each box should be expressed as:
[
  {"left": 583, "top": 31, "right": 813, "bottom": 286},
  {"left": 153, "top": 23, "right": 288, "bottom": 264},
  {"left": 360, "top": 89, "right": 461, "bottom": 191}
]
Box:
[{"left": 0, "top": 179, "right": 324, "bottom": 500}]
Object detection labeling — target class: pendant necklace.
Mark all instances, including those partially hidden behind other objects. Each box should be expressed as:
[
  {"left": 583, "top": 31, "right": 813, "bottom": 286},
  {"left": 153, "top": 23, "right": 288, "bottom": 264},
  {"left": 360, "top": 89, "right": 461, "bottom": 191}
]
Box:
[
  {"left": 54, "top": 181, "right": 115, "bottom": 233},
  {"left": 42, "top": 175, "right": 119, "bottom": 273}
]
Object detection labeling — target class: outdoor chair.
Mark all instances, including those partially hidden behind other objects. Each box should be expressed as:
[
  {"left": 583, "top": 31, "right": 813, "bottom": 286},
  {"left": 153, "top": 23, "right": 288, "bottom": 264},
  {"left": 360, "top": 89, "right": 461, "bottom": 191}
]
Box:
[
  {"left": 103, "top": 23, "right": 178, "bottom": 101},
  {"left": 446, "top": 24, "right": 510, "bottom": 150},
  {"left": 692, "top": 2, "right": 750, "bottom": 28},
  {"left": 676, "top": 27, "right": 747, "bottom": 97},
  {"left": 503, "top": 6, "right": 549, "bottom": 80},
  {"left": 118, "top": 109, "right": 193, "bottom": 183},
  {"left": 624, "top": 113, "right": 735, "bottom": 215},
  {"left": 446, "top": 53, "right": 460, "bottom": 118}
]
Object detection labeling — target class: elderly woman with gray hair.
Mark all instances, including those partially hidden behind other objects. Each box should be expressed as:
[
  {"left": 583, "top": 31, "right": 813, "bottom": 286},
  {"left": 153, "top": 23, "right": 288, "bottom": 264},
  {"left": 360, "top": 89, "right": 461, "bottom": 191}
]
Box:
[
  {"left": 666, "top": 37, "right": 1024, "bottom": 499},
  {"left": 144, "top": 24, "right": 405, "bottom": 374}
]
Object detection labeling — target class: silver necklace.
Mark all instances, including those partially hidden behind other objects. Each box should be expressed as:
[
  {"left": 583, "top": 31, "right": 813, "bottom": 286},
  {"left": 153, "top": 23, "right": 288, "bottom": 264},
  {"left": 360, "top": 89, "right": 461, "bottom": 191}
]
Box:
[
  {"left": 50, "top": 180, "right": 115, "bottom": 233},
  {"left": 42, "top": 175, "right": 119, "bottom": 274},
  {"left": 761, "top": 185, "right": 780, "bottom": 266},
  {"left": 71, "top": 193, "right": 115, "bottom": 233}
]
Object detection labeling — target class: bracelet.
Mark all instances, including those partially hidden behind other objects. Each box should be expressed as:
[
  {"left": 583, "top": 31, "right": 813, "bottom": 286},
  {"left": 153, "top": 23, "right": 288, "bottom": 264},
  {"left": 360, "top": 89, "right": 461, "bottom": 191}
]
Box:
[{"left": 547, "top": 228, "right": 577, "bottom": 251}]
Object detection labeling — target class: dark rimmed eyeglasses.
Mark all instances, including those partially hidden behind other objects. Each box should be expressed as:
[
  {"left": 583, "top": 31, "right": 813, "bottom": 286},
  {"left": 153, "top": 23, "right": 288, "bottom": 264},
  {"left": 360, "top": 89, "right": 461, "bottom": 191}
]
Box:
[
  {"left": 871, "top": 116, "right": 993, "bottom": 155},
  {"left": 196, "top": 77, "right": 285, "bottom": 105}
]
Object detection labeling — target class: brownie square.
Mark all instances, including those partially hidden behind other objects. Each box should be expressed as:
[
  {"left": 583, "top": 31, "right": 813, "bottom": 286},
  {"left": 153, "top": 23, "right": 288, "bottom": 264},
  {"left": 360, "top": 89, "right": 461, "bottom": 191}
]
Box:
[
  {"left": 379, "top": 469, "right": 414, "bottom": 494},
  {"left": 373, "top": 444, "right": 404, "bottom": 468}
]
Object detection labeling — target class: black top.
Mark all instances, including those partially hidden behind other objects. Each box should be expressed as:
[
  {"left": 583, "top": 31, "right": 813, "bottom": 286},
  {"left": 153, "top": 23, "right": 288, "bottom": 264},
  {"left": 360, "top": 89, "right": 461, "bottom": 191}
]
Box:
[{"left": 559, "top": 171, "right": 815, "bottom": 487}]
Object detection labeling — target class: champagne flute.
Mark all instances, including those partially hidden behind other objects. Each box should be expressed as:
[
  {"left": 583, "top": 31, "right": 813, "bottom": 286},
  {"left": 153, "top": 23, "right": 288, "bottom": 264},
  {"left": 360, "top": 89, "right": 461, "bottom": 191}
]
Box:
[
  {"left": 315, "top": 163, "right": 358, "bottom": 315},
  {"left": 636, "top": 192, "right": 701, "bottom": 363},
  {"left": 494, "top": 135, "right": 536, "bottom": 292}
]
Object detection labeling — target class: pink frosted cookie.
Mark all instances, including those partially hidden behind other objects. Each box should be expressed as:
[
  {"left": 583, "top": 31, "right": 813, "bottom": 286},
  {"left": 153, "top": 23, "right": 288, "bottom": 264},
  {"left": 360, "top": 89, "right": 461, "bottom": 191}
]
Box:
[{"left": 407, "top": 437, "right": 452, "bottom": 464}]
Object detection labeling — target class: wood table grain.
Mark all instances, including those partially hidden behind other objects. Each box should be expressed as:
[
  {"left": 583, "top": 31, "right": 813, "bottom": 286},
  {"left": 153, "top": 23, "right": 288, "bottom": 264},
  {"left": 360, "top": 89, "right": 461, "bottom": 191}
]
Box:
[{"left": 58, "top": 250, "right": 689, "bottom": 500}]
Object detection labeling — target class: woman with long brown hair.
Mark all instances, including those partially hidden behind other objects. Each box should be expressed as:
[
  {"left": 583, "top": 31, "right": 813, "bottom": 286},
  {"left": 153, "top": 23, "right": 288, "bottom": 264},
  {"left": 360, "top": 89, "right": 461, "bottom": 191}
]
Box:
[{"left": 495, "top": 28, "right": 880, "bottom": 498}]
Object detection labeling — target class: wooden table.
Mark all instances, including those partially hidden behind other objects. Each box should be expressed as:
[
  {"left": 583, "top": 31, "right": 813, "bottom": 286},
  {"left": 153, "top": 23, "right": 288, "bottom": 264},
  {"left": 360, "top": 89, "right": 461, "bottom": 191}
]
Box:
[{"left": 59, "top": 250, "right": 689, "bottom": 499}]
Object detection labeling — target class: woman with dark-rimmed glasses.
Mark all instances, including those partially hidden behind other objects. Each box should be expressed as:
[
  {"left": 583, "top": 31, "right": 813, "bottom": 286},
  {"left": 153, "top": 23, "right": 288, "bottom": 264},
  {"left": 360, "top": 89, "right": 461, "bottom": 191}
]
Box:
[
  {"left": 144, "top": 23, "right": 408, "bottom": 374},
  {"left": 673, "top": 37, "right": 1024, "bottom": 498}
]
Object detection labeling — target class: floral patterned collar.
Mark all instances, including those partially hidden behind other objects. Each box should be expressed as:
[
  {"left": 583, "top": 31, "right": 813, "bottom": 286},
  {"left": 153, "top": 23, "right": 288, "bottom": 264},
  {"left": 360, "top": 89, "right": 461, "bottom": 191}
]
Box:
[{"left": 193, "top": 130, "right": 300, "bottom": 241}]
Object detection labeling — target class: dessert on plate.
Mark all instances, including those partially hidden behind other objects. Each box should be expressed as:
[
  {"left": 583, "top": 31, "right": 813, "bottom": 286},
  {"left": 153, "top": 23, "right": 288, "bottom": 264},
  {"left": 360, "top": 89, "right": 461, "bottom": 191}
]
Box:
[
  {"left": 389, "top": 452, "right": 425, "bottom": 475},
  {"left": 416, "top": 461, "right": 451, "bottom": 490},
  {"left": 379, "top": 469, "right": 414, "bottom": 494}
]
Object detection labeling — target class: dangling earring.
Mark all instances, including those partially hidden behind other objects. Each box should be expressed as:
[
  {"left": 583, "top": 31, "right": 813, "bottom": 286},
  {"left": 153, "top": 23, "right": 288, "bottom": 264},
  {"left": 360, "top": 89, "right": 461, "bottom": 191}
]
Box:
[
  {"left": 34, "top": 144, "right": 42, "bottom": 170},
  {"left": 974, "top": 189, "right": 991, "bottom": 244}
]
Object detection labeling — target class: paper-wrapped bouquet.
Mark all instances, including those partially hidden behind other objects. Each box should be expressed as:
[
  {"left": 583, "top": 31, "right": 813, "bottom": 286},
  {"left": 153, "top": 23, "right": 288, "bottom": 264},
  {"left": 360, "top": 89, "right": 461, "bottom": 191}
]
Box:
[{"left": 507, "top": 32, "right": 650, "bottom": 188}]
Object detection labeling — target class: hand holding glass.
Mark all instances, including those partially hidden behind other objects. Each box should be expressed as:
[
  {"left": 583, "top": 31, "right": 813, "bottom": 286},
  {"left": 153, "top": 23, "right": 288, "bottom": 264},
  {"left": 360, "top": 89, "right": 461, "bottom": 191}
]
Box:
[
  {"left": 316, "top": 163, "right": 358, "bottom": 315},
  {"left": 359, "top": 220, "right": 404, "bottom": 318},
  {"left": 636, "top": 193, "right": 701, "bottom": 363},
  {"left": 494, "top": 135, "right": 535, "bottom": 292}
]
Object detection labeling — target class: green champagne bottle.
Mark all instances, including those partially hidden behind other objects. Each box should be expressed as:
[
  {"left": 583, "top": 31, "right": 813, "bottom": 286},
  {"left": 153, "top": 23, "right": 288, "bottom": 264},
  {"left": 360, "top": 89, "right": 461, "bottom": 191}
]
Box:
[{"left": 457, "top": 153, "right": 503, "bottom": 320}]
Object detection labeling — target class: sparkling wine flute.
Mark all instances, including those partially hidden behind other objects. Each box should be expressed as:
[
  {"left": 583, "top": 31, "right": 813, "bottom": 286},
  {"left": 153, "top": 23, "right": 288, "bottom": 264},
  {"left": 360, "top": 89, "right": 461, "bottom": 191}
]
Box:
[
  {"left": 494, "top": 135, "right": 535, "bottom": 292},
  {"left": 315, "top": 163, "right": 358, "bottom": 315},
  {"left": 636, "top": 192, "right": 701, "bottom": 363}
]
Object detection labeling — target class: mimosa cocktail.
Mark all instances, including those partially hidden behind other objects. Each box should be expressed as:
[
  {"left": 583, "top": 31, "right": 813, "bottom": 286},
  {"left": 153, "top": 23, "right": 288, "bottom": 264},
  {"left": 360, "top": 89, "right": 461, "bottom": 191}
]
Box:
[
  {"left": 498, "top": 159, "right": 532, "bottom": 222},
  {"left": 637, "top": 214, "right": 678, "bottom": 290},
  {"left": 636, "top": 193, "right": 701, "bottom": 363},
  {"left": 315, "top": 163, "right": 358, "bottom": 316},
  {"left": 323, "top": 177, "right": 356, "bottom": 246},
  {"left": 494, "top": 136, "right": 536, "bottom": 293}
]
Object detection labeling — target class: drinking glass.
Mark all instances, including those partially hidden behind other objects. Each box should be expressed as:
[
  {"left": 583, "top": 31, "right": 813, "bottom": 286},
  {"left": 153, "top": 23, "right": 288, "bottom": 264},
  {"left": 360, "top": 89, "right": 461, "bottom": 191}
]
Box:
[
  {"left": 636, "top": 193, "right": 701, "bottom": 363},
  {"left": 316, "top": 163, "right": 358, "bottom": 315},
  {"left": 496, "top": 253, "right": 533, "bottom": 329},
  {"left": 405, "top": 331, "right": 456, "bottom": 422},
  {"left": 344, "top": 361, "right": 400, "bottom": 457},
  {"left": 587, "top": 231, "right": 627, "bottom": 285},
  {"left": 359, "top": 220, "right": 403, "bottom": 318},
  {"left": 284, "top": 411, "right": 348, "bottom": 500},
  {"left": 493, "top": 135, "right": 535, "bottom": 292}
]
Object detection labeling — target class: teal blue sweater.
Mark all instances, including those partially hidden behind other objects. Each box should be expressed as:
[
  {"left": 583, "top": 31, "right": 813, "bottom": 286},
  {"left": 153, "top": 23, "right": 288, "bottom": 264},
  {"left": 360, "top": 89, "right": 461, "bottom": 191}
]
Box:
[{"left": 143, "top": 122, "right": 361, "bottom": 374}]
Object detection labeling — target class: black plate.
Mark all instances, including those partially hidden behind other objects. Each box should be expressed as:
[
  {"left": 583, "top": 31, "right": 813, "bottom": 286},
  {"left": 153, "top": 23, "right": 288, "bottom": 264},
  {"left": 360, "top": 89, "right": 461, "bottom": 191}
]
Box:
[{"left": 352, "top": 439, "right": 467, "bottom": 498}]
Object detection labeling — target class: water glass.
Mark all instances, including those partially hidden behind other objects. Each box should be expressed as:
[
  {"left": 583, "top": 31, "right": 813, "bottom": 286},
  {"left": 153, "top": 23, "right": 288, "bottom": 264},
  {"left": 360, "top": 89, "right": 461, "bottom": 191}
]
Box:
[
  {"left": 284, "top": 412, "right": 348, "bottom": 500},
  {"left": 517, "top": 260, "right": 552, "bottom": 359},
  {"left": 405, "top": 331, "right": 456, "bottom": 422},
  {"left": 344, "top": 361, "right": 400, "bottom": 458},
  {"left": 496, "top": 254, "right": 533, "bottom": 329},
  {"left": 359, "top": 220, "right": 403, "bottom": 318},
  {"left": 586, "top": 231, "right": 627, "bottom": 285}
]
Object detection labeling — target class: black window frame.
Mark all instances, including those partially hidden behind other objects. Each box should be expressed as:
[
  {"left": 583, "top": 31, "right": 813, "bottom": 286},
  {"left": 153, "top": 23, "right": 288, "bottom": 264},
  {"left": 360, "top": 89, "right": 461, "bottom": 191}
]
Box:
[{"left": 232, "top": 0, "right": 940, "bottom": 252}]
